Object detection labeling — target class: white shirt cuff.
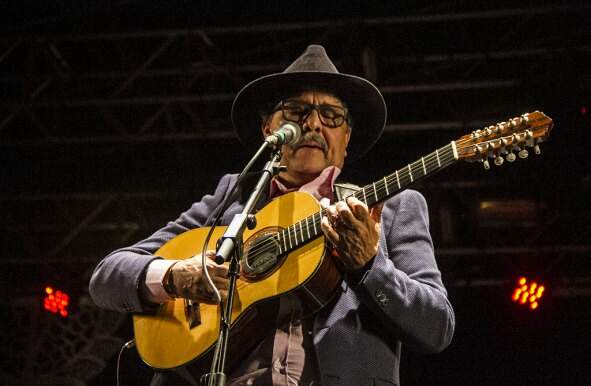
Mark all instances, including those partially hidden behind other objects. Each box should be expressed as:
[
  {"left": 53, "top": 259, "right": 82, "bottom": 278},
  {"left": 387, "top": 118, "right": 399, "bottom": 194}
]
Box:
[{"left": 144, "top": 259, "right": 179, "bottom": 303}]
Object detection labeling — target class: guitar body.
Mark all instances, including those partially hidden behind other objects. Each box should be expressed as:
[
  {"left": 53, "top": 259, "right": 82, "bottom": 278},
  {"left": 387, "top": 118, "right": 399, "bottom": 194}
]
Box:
[{"left": 133, "top": 191, "right": 342, "bottom": 370}]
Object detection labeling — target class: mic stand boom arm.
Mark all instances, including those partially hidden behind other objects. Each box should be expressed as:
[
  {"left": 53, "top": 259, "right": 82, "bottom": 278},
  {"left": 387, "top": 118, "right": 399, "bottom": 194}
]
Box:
[{"left": 202, "top": 144, "right": 283, "bottom": 386}]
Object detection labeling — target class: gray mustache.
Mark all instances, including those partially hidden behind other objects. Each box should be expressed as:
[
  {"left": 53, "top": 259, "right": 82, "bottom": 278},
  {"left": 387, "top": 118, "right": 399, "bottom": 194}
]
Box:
[{"left": 290, "top": 133, "right": 328, "bottom": 153}]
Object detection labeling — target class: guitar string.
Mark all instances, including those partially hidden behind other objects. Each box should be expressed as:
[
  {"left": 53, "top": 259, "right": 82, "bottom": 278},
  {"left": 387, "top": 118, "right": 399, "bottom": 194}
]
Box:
[
  {"left": 243, "top": 146, "right": 460, "bottom": 260},
  {"left": 242, "top": 118, "right": 550, "bottom": 262},
  {"left": 243, "top": 154, "right": 457, "bottom": 262},
  {"left": 249, "top": 117, "right": 550, "bottom": 257},
  {"left": 243, "top": 117, "right": 549, "bottom": 258},
  {"left": 242, "top": 147, "right": 458, "bottom": 261}
]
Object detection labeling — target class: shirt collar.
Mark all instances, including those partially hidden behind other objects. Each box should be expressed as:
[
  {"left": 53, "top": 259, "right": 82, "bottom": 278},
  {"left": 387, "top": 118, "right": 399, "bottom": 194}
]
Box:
[{"left": 269, "top": 166, "right": 341, "bottom": 201}]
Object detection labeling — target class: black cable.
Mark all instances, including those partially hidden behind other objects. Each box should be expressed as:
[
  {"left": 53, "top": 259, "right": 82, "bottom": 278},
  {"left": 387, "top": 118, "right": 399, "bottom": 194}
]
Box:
[
  {"left": 200, "top": 141, "right": 274, "bottom": 303},
  {"left": 116, "top": 339, "right": 136, "bottom": 386}
]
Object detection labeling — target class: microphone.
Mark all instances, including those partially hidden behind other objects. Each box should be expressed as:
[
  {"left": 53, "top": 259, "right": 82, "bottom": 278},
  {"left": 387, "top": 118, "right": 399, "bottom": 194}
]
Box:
[{"left": 264, "top": 122, "right": 301, "bottom": 146}]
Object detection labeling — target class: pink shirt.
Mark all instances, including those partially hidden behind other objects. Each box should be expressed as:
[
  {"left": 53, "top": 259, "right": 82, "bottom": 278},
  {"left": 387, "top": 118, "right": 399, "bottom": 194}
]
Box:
[
  {"left": 228, "top": 166, "right": 340, "bottom": 386},
  {"left": 269, "top": 166, "right": 340, "bottom": 201}
]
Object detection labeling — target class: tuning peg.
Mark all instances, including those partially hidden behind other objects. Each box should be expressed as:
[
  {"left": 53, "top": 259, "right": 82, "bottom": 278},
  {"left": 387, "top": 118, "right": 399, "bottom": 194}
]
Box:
[
  {"left": 518, "top": 148, "right": 529, "bottom": 159},
  {"left": 511, "top": 119, "right": 517, "bottom": 128},
  {"left": 494, "top": 156, "right": 504, "bottom": 166},
  {"left": 534, "top": 144, "right": 541, "bottom": 155},
  {"left": 506, "top": 152, "right": 516, "bottom": 162},
  {"left": 483, "top": 159, "right": 491, "bottom": 170}
]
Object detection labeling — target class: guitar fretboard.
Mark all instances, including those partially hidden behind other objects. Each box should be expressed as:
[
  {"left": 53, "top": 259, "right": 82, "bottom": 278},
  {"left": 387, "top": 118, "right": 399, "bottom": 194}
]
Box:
[{"left": 275, "top": 142, "right": 458, "bottom": 255}]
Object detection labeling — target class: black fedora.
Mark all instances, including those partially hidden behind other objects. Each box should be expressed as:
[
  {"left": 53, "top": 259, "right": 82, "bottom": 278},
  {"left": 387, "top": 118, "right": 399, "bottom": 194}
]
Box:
[{"left": 231, "top": 45, "right": 386, "bottom": 162}]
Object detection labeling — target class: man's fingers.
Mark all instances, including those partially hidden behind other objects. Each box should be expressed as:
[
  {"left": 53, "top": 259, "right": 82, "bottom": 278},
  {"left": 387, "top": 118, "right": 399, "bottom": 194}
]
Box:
[
  {"left": 172, "top": 253, "right": 229, "bottom": 302},
  {"left": 218, "top": 290, "right": 229, "bottom": 302},
  {"left": 335, "top": 201, "right": 356, "bottom": 224},
  {"left": 370, "top": 202, "right": 384, "bottom": 223},
  {"left": 206, "top": 261, "right": 229, "bottom": 277},
  {"left": 325, "top": 205, "right": 338, "bottom": 222},
  {"left": 346, "top": 197, "right": 370, "bottom": 221},
  {"left": 321, "top": 215, "right": 340, "bottom": 244},
  {"left": 194, "top": 281, "right": 220, "bottom": 303},
  {"left": 205, "top": 250, "right": 217, "bottom": 260},
  {"left": 211, "top": 276, "right": 229, "bottom": 290}
]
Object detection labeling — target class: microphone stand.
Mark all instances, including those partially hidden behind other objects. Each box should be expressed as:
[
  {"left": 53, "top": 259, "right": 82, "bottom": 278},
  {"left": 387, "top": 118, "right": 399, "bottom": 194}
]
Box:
[{"left": 201, "top": 143, "right": 284, "bottom": 386}]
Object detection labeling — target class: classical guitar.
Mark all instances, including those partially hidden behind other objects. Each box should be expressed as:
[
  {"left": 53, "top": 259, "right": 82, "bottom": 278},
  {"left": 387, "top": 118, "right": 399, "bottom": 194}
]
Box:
[{"left": 133, "top": 111, "right": 553, "bottom": 370}]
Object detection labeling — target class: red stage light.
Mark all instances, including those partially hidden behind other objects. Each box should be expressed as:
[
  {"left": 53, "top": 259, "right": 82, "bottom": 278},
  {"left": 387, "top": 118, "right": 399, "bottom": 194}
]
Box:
[
  {"left": 511, "top": 277, "right": 545, "bottom": 311},
  {"left": 43, "top": 286, "right": 70, "bottom": 318}
]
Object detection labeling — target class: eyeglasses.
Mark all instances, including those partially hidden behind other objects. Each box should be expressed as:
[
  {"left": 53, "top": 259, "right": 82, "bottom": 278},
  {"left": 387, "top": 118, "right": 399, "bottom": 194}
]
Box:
[{"left": 273, "top": 100, "right": 348, "bottom": 128}]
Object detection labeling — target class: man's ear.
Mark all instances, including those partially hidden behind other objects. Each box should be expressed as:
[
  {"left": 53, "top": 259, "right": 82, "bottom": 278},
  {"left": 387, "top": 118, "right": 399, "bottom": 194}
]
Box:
[
  {"left": 344, "top": 127, "right": 351, "bottom": 156},
  {"left": 261, "top": 116, "right": 273, "bottom": 138}
]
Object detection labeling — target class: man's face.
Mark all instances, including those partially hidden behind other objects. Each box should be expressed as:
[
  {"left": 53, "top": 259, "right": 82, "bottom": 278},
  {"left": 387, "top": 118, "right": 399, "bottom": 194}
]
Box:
[{"left": 262, "top": 91, "right": 351, "bottom": 183}]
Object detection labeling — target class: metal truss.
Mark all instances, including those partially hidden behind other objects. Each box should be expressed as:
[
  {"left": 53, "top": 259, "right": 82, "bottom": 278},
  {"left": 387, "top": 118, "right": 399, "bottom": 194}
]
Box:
[
  {"left": 0, "top": 295, "right": 127, "bottom": 386},
  {"left": 1, "top": 4, "right": 590, "bottom": 147},
  {"left": 1, "top": 2, "right": 590, "bottom": 292}
]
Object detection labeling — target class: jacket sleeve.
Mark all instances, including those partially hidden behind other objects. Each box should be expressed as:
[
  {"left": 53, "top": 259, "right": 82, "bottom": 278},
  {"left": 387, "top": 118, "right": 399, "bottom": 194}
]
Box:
[
  {"left": 89, "top": 174, "right": 236, "bottom": 313},
  {"left": 354, "top": 189, "right": 455, "bottom": 354}
]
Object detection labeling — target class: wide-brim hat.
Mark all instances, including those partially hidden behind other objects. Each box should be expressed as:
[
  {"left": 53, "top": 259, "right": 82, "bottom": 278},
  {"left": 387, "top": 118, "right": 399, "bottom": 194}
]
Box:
[{"left": 231, "top": 45, "right": 386, "bottom": 163}]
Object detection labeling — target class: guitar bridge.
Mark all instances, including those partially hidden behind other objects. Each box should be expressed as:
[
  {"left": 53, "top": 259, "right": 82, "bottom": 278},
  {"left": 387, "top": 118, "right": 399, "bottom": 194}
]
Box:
[{"left": 184, "top": 299, "right": 201, "bottom": 329}]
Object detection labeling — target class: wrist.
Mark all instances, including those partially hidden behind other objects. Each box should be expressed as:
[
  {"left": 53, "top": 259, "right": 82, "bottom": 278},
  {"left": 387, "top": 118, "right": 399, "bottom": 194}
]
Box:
[
  {"left": 143, "top": 258, "right": 179, "bottom": 303},
  {"left": 162, "top": 262, "right": 179, "bottom": 298},
  {"left": 348, "top": 256, "right": 375, "bottom": 285}
]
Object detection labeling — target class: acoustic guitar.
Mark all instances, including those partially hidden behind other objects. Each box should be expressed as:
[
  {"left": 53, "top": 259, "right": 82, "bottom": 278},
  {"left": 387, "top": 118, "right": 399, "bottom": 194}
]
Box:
[{"left": 133, "top": 111, "right": 553, "bottom": 370}]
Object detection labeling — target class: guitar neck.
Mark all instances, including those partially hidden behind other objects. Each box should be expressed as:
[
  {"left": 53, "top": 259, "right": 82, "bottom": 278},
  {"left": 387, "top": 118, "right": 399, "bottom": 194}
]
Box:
[
  {"left": 275, "top": 142, "right": 459, "bottom": 256},
  {"left": 351, "top": 141, "right": 458, "bottom": 207}
]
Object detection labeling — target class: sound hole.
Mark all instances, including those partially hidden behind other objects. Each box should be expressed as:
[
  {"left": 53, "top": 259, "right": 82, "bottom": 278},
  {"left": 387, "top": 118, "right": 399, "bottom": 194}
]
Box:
[{"left": 241, "top": 228, "right": 281, "bottom": 280}]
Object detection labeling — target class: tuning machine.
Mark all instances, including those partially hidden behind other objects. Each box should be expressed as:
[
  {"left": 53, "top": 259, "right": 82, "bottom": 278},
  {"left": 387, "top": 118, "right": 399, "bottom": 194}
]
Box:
[
  {"left": 484, "top": 125, "right": 497, "bottom": 136},
  {"left": 483, "top": 151, "right": 506, "bottom": 169},
  {"left": 532, "top": 137, "right": 542, "bottom": 155}
]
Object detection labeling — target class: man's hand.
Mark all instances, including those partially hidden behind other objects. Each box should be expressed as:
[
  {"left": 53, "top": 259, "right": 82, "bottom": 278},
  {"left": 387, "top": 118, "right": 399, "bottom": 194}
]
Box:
[
  {"left": 321, "top": 197, "right": 383, "bottom": 270},
  {"left": 164, "top": 250, "right": 229, "bottom": 304}
]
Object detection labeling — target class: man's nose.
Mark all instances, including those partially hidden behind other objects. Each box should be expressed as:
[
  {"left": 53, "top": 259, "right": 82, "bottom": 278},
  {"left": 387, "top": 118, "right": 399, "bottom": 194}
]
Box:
[{"left": 302, "top": 108, "right": 322, "bottom": 132}]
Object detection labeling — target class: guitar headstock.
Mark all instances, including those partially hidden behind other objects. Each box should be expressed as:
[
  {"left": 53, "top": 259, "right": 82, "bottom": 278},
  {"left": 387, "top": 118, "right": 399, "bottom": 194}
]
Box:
[{"left": 455, "top": 111, "right": 553, "bottom": 169}]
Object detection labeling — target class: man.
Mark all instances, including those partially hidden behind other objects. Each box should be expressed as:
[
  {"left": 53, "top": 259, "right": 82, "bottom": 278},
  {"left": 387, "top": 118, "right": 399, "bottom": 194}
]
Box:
[{"left": 90, "top": 45, "right": 455, "bottom": 386}]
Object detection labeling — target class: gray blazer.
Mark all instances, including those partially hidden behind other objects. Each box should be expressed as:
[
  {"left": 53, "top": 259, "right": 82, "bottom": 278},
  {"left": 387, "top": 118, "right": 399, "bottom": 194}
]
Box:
[{"left": 89, "top": 174, "right": 455, "bottom": 386}]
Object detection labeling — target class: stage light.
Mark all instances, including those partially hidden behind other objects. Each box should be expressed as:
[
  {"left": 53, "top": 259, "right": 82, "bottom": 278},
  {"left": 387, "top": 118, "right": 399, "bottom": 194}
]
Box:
[
  {"left": 581, "top": 105, "right": 588, "bottom": 116},
  {"left": 511, "top": 277, "right": 545, "bottom": 311},
  {"left": 43, "top": 286, "right": 70, "bottom": 318},
  {"left": 477, "top": 200, "right": 538, "bottom": 228}
]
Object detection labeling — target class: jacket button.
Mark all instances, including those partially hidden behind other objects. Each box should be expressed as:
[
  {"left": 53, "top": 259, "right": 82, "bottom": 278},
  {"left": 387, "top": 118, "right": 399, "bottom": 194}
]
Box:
[{"left": 375, "top": 289, "right": 390, "bottom": 306}]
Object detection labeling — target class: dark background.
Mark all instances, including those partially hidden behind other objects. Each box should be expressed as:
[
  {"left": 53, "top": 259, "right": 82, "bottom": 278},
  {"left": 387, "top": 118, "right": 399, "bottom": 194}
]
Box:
[{"left": 2, "top": 1, "right": 590, "bottom": 385}]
